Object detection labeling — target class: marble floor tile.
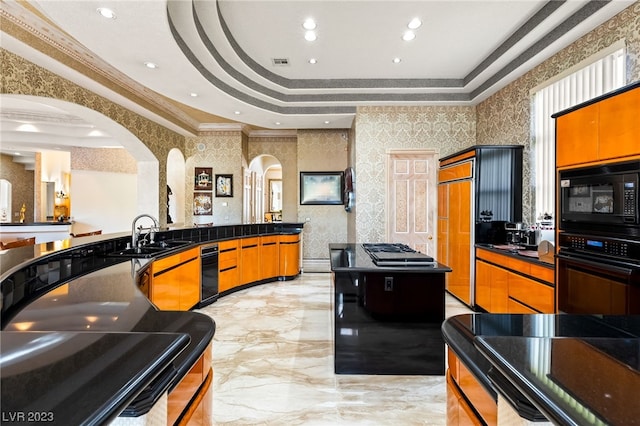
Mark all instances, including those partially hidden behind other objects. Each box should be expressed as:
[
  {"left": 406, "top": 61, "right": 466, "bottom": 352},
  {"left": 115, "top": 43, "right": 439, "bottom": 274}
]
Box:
[{"left": 196, "top": 273, "right": 473, "bottom": 425}]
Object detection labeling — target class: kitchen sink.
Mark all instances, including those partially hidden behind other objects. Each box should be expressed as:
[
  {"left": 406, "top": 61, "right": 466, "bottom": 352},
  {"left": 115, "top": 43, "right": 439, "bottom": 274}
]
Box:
[{"left": 107, "top": 240, "right": 193, "bottom": 258}]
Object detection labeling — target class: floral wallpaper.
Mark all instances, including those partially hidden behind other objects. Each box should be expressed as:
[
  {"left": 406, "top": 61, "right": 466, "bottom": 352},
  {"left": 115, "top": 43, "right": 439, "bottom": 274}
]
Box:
[
  {"left": 0, "top": 153, "right": 34, "bottom": 223},
  {"left": 0, "top": 49, "right": 185, "bottom": 225},
  {"left": 71, "top": 147, "right": 137, "bottom": 173},
  {"left": 353, "top": 106, "right": 477, "bottom": 243},
  {"left": 477, "top": 2, "right": 640, "bottom": 223},
  {"left": 184, "top": 132, "right": 244, "bottom": 226},
  {"left": 248, "top": 136, "right": 298, "bottom": 223},
  {"left": 296, "top": 130, "right": 349, "bottom": 259}
]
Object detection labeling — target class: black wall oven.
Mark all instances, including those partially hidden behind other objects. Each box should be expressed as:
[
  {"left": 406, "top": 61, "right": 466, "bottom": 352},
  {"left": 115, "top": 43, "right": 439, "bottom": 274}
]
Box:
[
  {"left": 559, "top": 160, "right": 639, "bottom": 238},
  {"left": 557, "top": 233, "right": 640, "bottom": 314},
  {"left": 199, "top": 243, "right": 219, "bottom": 307}
]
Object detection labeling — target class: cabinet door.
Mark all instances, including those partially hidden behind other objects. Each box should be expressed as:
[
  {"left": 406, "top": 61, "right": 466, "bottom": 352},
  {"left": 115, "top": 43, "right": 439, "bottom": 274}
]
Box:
[
  {"left": 598, "top": 87, "right": 640, "bottom": 161},
  {"left": 260, "top": 236, "right": 279, "bottom": 280},
  {"left": 475, "top": 260, "right": 491, "bottom": 311},
  {"left": 279, "top": 234, "right": 300, "bottom": 277},
  {"left": 508, "top": 273, "right": 555, "bottom": 313},
  {"left": 556, "top": 103, "right": 599, "bottom": 167},
  {"left": 447, "top": 180, "right": 472, "bottom": 305},
  {"left": 240, "top": 237, "right": 261, "bottom": 284},
  {"left": 151, "top": 254, "right": 181, "bottom": 310},
  {"left": 178, "top": 255, "right": 200, "bottom": 310}
]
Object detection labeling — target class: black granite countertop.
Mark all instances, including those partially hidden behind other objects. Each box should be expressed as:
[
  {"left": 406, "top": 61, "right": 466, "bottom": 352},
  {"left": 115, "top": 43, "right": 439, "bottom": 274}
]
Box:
[
  {"left": 475, "top": 243, "right": 554, "bottom": 268},
  {"left": 0, "top": 260, "right": 215, "bottom": 424},
  {"left": 329, "top": 243, "right": 451, "bottom": 273},
  {"left": 442, "top": 314, "right": 640, "bottom": 424}
]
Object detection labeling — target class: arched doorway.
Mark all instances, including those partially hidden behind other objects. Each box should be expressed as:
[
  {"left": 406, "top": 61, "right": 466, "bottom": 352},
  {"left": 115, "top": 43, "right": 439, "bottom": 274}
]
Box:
[
  {"left": 246, "top": 155, "right": 282, "bottom": 223},
  {"left": 167, "top": 148, "right": 186, "bottom": 226},
  {"left": 0, "top": 94, "right": 159, "bottom": 233}
]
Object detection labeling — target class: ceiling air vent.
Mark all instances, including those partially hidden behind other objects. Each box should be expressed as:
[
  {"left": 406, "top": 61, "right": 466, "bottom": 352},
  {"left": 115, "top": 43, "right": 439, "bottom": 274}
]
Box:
[{"left": 272, "top": 58, "right": 290, "bottom": 66}]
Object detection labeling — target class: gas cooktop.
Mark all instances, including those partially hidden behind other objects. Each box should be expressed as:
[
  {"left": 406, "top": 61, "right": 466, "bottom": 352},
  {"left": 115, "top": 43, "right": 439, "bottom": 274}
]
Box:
[{"left": 362, "top": 243, "right": 435, "bottom": 266}]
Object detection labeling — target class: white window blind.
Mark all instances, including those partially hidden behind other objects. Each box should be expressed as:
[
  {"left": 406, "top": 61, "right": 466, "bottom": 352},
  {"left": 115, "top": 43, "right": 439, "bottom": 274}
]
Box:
[{"left": 532, "top": 45, "right": 626, "bottom": 220}]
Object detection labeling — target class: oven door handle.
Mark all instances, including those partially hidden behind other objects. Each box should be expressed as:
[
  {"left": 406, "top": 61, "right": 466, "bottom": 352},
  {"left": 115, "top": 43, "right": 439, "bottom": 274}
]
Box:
[{"left": 556, "top": 253, "right": 636, "bottom": 278}]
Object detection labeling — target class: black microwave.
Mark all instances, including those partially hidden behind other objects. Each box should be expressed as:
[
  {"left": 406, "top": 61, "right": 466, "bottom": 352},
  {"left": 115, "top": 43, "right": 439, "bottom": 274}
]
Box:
[{"left": 559, "top": 160, "right": 639, "bottom": 237}]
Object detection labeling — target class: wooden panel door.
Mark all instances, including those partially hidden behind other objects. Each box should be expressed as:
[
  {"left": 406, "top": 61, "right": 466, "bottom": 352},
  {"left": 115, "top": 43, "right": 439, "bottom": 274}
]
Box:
[
  {"left": 447, "top": 179, "right": 472, "bottom": 305},
  {"left": 386, "top": 150, "right": 438, "bottom": 255}
]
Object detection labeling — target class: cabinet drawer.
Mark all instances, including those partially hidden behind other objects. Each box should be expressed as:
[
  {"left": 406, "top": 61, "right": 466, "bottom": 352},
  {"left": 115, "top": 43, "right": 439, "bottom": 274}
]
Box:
[
  {"left": 509, "top": 274, "right": 555, "bottom": 313},
  {"left": 219, "top": 257, "right": 237, "bottom": 271},
  {"left": 476, "top": 248, "right": 507, "bottom": 265},
  {"left": 505, "top": 256, "right": 531, "bottom": 276},
  {"left": 530, "top": 263, "right": 554, "bottom": 284},
  {"left": 508, "top": 298, "right": 538, "bottom": 314},
  {"left": 241, "top": 237, "right": 260, "bottom": 249},
  {"left": 154, "top": 247, "right": 199, "bottom": 272},
  {"left": 279, "top": 234, "right": 300, "bottom": 244},
  {"left": 261, "top": 235, "right": 279, "bottom": 246}
]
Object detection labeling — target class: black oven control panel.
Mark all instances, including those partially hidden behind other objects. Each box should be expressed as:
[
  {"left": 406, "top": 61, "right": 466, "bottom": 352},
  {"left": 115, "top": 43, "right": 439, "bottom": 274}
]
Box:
[{"left": 559, "top": 233, "right": 640, "bottom": 261}]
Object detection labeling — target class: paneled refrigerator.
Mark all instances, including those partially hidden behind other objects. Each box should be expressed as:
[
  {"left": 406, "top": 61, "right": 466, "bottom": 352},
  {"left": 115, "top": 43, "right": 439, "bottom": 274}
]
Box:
[{"left": 437, "top": 146, "right": 523, "bottom": 307}]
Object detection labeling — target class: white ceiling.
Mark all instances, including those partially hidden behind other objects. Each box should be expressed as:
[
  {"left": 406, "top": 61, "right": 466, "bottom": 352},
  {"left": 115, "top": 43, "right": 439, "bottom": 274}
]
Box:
[{"left": 0, "top": 0, "right": 635, "bottom": 166}]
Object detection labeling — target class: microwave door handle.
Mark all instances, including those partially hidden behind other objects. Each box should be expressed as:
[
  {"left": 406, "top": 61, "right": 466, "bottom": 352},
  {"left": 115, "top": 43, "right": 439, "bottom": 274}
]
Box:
[{"left": 557, "top": 253, "right": 635, "bottom": 278}]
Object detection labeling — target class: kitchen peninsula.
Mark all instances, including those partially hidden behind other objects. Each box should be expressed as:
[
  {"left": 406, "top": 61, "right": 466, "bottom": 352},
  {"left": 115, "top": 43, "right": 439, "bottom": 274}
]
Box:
[
  {"left": 329, "top": 243, "right": 451, "bottom": 375},
  {"left": 1, "top": 222, "right": 303, "bottom": 425},
  {"left": 443, "top": 313, "right": 640, "bottom": 425}
]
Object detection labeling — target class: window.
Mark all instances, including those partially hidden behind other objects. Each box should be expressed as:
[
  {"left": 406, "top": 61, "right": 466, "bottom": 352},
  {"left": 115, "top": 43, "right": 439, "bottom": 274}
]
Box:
[{"left": 531, "top": 43, "right": 626, "bottom": 220}]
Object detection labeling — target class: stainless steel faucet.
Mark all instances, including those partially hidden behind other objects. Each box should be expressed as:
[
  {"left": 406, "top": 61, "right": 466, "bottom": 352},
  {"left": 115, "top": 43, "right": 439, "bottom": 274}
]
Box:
[{"left": 131, "top": 214, "right": 159, "bottom": 248}]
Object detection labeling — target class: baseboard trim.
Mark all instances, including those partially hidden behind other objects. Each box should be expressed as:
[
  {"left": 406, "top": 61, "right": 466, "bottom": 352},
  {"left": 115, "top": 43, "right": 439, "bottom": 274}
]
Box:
[{"left": 303, "top": 258, "right": 331, "bottom": 273}]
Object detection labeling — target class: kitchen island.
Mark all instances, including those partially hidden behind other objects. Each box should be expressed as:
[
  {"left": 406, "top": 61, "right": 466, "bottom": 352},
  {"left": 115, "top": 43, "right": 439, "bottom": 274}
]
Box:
[
  {"left": 442, "top": 313, "right": 640, "bottom": 425},
  {"left": 329, "top": 243, "right": 451, "bottom": 375}
]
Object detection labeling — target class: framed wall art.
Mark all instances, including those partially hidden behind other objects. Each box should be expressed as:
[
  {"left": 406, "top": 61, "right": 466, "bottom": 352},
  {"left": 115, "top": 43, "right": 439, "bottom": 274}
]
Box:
[
  {"left": 300, "top": 171, "right": 344, "bottom": 205},
  {"left": 194, "top": 167, "right": 213, "bottom": 191},
  {"left": 193, "top": 192, "right": 213, "bottom": 215},
  {"left": 215, "top": 174, "right": 233, "bottom": 197}
]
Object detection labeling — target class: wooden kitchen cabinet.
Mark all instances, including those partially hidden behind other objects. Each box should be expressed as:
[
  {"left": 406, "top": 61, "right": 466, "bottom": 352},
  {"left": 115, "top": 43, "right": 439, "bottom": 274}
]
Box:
[
  {"left": 279, "top": 234, "right": 300, "bottom": 277},
  {"left": 260, "top": 235, "right": 279, "bottom": 280},
  {"left": 446, "top": 347, "right": 496, "bottom": 426},
  {"left": 556, "top": 83, "right": 640, "bottom": 168},
  {"left": 219, "top": 239, "right": 239, "bottom": 292},
  {"left": 476, "top": 247, "right": 554, "bottom": 313},
  {"left": 151, "top": 246, "right": 200, "bottom": 311},
  {"left": 441, "top": 178, "right": 472, "bottom": 306},
  {"left": 555, "top": 103, "right": 599, "bottom": 167},
  {"left": 439, "top": 146, "right": 523, "bottom": 308},
  {"left": 598, "top": 86, "right": 640, "bottom": 161},
  {"left": 240, "top": 237, "right": 261, "bottom": 285},
  {"left": 475, "top": 259, "right": 508, "bottom": 313}
]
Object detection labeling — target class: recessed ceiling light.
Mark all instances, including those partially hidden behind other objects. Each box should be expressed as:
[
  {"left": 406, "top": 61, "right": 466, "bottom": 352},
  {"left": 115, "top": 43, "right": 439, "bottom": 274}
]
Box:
[
  {"left": 234, "top": 111, "right": 241, "bottom": 115},
  {"left": 14, "top": 152, "right": 22, "bottom": 156},
  {"left": 402, "top": 31, "right": 416, "bottom": 41},
  {"left": 408, "top": 18, "right": 422, "bottom": 29},
  {"left": 190, "top": 92, "right": 198, "bottom": 97},
  {"left": 309, "top": 58, "right": 317, "bottom": 64},
  {"left": 144, "top": 62, "right": 158, "bottom": 69},
  {"left": 97, "top": 7, "right": 116, "bottom": 19},
  {"left": 324, "top": 120, "right": 330, "bottom": 124},
  {"left": 392, "top": 57, "right": 402, "bottom": 64},
  {"left": 275, "top": 121, "right": 281, "bottom": 125},
  {"left": 304, "top": 31, "right": 317, "bottom": 41},
  {"left": 303, "top": 18, "right": 316, "bottom": 30}
]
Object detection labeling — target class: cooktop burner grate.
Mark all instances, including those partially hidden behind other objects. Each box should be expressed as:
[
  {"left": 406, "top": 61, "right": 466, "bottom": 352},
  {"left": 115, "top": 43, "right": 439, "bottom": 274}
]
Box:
[{"left": 362, "top": 243, "right": 435, "bottom": 266}]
